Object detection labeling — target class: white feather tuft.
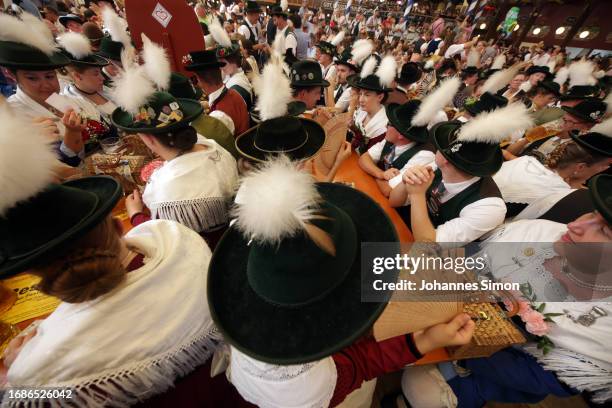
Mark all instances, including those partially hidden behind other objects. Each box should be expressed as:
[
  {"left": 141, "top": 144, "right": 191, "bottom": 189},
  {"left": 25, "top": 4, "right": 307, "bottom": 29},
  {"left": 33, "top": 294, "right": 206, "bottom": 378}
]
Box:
[
  {"left": 141, "top": 34, "right": 171, "bottom": 91},
  {"left": 491, "top": 53, "right": 506, "bottom": 70},
  {"left": 0, "top": 105, "right": 58, "bottom": 215},
  {"left": 554, "top": 66, "right": 569, "bottom": 86},
  {"left": 375, "top": 55, "right": 397, "bottom": 87},
  {"left": 233, "top": 155, "right": 321, "bottom": 244},
  {"left": 208, "top": 16, "right": 232, "bottom": 48},
  {"left": 590, "top": 117, "right": 612, "bottom": 137},
  {"left": 110, "top": 64, "right": 155, "bottom": 115},
  {"left": 480, "top": 63, "right": 522, "bottom": 95},
  {"left": 424, "top": 59, "right": 435, "bottom": 70},
  {"left": 360, "top": 56, "right": 378, "bottom": 78},
  {"left": 281, "top": 0, "right": 288, "bottom": 12},
  {"left": 0, "top": 13, "right": 57, "bottom": 56},
  {"left": 547, "top": 59, "right": 556, "bottom": 73},
  {"left": 57, "top": 32, "right": 92, "bottom": 59},
  {"left": 102, "top": 7, "right": 132, "bottom": 50},
  {"left": 412, "top": 77, "right": 461, "bottom": 127},
  {"left": 457, "top": 103, "right": 533, "bottom": 144},
  {"left": 350, "top": 39, "right": 374, "bottom": 65},
  {"left": 568, "top": 60, "right": 597, "bottom": 88},
  {"left": 331, "top": 30, "right": 345, "bottom": 47},
  {"left": 466, "top": 49, "right": 480, "bottom": 68},
  {"left": 255, "top": 60, "right": 292, "bottom": 121}
]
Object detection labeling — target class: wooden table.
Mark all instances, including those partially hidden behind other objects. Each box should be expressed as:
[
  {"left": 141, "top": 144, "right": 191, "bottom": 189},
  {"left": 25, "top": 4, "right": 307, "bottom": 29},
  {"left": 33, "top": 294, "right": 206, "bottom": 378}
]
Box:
[{"left": 333, "top": 153, "right": 451, "bottom": 364}]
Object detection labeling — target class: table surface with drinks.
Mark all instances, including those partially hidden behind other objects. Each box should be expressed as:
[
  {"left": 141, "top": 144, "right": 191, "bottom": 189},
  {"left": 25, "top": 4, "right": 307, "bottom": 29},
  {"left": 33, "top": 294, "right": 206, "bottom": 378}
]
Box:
[{"left": 0, "top": 151, "right": 459, "bottom": 369}]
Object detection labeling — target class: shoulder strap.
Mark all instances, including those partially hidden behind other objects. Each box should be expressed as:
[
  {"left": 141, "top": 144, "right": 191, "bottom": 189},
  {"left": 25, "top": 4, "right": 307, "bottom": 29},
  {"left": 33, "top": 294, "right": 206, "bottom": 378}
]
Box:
[{"left": 230, "top": 84, "right": 252, "bottom": 109}]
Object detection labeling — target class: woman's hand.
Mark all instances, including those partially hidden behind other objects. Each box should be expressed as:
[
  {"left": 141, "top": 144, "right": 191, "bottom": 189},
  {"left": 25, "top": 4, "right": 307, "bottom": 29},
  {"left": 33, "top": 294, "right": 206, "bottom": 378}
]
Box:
[
  {"left": 125, "top": 189, "right": 145, "bottom": 218},
  {"left": 61, "top": 109, "right": 85, "bottom": 153},
  {"left": 3, "top": 327, "right": 38, "bottom": 369},
  {"left": 334, "top": 141, "right": 352, "bottom": 165},
  {"left": 413, "top": 313, "right": 475, "bottom": 355},
  {"left": 33, "top": 117, "right": 60, "bottom": 142}
]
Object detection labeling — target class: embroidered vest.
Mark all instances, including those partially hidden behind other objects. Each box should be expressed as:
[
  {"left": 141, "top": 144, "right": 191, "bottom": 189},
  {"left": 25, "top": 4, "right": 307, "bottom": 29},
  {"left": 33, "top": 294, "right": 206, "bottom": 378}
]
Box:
[{"left": 376, "top": 142, "right": 435, "bottom": 171}]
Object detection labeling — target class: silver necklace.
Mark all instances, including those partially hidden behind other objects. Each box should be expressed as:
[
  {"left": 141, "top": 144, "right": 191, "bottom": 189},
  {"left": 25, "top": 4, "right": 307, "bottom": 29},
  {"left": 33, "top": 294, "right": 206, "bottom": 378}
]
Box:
[{"left": 561, "top": 258, "right": 612, "bottom": 292}]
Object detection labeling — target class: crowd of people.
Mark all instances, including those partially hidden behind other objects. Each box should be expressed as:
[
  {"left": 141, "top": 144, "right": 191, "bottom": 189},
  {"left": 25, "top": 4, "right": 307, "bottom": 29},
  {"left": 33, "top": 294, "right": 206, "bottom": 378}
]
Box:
[{"left": 0, "top": 0, "right": 611, "bottom": 407}]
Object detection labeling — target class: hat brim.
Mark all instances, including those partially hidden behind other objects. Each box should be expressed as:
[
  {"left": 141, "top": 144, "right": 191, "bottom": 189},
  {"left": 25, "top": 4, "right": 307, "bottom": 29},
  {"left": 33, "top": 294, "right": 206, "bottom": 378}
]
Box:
[
  {"left": 588, "top": 175, "right": 612, "bottom": 225},
  {"left": 208, "top": 182, "right": 399, "bottom": 364},
  {"left": 291, "top": 79, "right": 331, "bottom": 88},
  {"left": 347, "top": 74, "right": 392, "bottom": 93},
  {"left": 336, "top": 60, "right": 359, "bottom": 73},
  {"left": 561, "top": 105, "right": 598, "bottom": 123},
  {"left": 184, "top": 61, "right": 226, "bottom": 71},
  {"left": 59, "top": 16, "right": 83, "bottom": 27},
  {"left": 571, "top": 131, "right": 612, "bottom": 157},
  {"left": 111, "top": 98, "right": 204, "bottom": 134},
  {"left": 0, "top": 176, "right": 121, "bottom": 277},
  {"left": 67, "top": 53, "right": 110, "bottom": 67},
  {"left": 0, "top": 51, "right": 71, "bottom": 70},
  {"left": 386, "top": 103, "right": 429, "bottom": 143},
  {"left": 95, "top": 50, "right": 121, "bottom": 63},
  {"left": 236, "top": 117, "right": 325, "bottom": 162},
  {"left": 537, "top": 82, "right": 561, "bottom": 97},
  {"left": 431, "top": 121, "right": 503, "bottom": 177}
]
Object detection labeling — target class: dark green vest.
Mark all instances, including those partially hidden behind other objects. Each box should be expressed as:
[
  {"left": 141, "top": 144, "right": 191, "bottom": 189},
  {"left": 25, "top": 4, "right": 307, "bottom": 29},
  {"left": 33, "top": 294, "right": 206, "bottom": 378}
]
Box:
[
  {"left": 376, "top": 142, "right": 435, "bottom": 171},
  {"left": 231, "top": 84, "right": 252, "bottom": 111}
]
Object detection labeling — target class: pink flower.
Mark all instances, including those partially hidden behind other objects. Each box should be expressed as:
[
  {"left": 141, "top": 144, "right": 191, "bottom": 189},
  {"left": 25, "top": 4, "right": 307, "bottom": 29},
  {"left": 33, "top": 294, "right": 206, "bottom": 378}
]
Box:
[
  {"left": 517, "top": 300, "right": 532, "bottom": 317},
  {"left": 521, "top": 309, "right": 550, "bottom": 336}
]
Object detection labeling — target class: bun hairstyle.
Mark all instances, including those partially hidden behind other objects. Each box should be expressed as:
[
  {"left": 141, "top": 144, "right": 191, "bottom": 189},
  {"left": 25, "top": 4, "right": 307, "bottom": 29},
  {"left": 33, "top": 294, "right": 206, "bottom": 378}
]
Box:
[
  {"left": 153, "top": 125, "right": 198, "bottom": 151},
  {"left": 34, "top": 217, "right": 127, "bottom": 304}
]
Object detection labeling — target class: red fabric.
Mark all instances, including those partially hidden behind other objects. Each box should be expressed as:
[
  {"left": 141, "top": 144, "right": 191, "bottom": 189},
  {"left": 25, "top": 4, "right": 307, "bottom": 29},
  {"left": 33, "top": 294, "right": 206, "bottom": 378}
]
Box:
[
  {"left": 130, "top": 212, "right": 151, "bottom": 227},
  {"left": 126, "top": 254, "right": 145, "bottom": 271},
  {"left": 212, "top": 88, "right": 250, "bottom": 137},
  {"left": 329, "top": 335, "right": 422, "bottom": 407},
  {"left": 133, "top": 358, "right": 255, "bottom": 408}
]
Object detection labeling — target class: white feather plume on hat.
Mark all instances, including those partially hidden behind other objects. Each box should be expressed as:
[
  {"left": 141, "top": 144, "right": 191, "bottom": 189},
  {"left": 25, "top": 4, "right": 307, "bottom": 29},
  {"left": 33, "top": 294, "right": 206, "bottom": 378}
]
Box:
[
  {"left": 141, "top": 34, "right": 170, "bottom": 91},
  {"left": 480, "top": 63, "right": 523, "bottom": 95},
  {"left": 255, "top": 60, "right": 292, "bottom": 121},
  {"left": 208, "top": 16, "right": 232, "bottom": 48},
  {"left": 0, "top": 13, "right": 57, "bottom": 56},
  {"left": 281, "top": 0, "right": 289, "bottom": 12},
  {"left": 568, "top": 60, "right": 597, "bottom": 87},
  {"left": 102, "top": 7, "right": 132, "bottom": 50},
  {"left": 466, "top": 49, "right": 480, "bottom": 68},
  {"left": 376, "top": 55, "right": 397, "bottom": 88},
  {"left": 0, "top": 105, "right": 58, "bottom": 216},
  {"left": 457, "top": 103, "right": 533, "bottom": 144},
  {"left": 590, "top": 117, "right": 612, "bottom": 137},
  {"left": 110, "top": 60, "right": 155, "bottom": 116},
  {"left": 233, "top": 155, "right": 320, "bottom": 245},
  {"left": 412, "top": 77, "right": 461, "bottom": 127},
  {"left": 57, "top": 32, "right": 92, "bottom": 60},
  {"left": 351, "top": 39, "right": 374, "bottom": 66},
  {"left": 554, "top": 66, "right": 569, "bottom": 86},
  {"left": 331, "top": 31, "right": 345, "bottom": 47},
  {"left": 491, "top": 53, "right": 506, "bottom": 70},
  {"left": 360, "top": 56, "right": 378, "bottom": 79}
]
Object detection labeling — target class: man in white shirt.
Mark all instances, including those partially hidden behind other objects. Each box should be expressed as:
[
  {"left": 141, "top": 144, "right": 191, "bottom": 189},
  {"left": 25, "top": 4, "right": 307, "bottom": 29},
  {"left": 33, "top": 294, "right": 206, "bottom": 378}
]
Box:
[
  {"left": 333, "top": 52, "right": 357, "bottom": 112},
  {"left": 238, "top": 1, "right": 265, "bottom": 56},
  {"left": 271, "top": 5, "right": 297, "bottom": 58}
]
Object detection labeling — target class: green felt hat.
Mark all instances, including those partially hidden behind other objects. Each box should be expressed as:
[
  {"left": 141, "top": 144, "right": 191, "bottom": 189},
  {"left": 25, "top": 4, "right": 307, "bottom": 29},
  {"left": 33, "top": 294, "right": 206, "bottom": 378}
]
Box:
[
  {"left": 465, "top": 91, "right": 508, "bottom": 116},
  {"left": 0, "top": 176, "right": 122, "bottom": 277},
  {"left": 61, "top": 49, "right": 109, "bottom": 67},
  {"left": 208, "top": 182, "right": 398, "bottom": 364},
  {"left": 589, "top": 174, "right": 612, "bottom": 225},
  {"left": 216, "top": 41, "right": 241, "bottom": 59},
  {"left": 316, "top": 41, "right": 337, "bottom": 57},
  {"left": 0, "top": 41, "right": 70, "bottom": 70},
  {"left": 168, "top": 72, "right": 203, "bottom": 100},
  {"left": 111, "top": 91, "right": 203, "bottom": 134},
  {"left": 290, "top": 59, "right": 330, "bottom": 88},
  {"left": 96, "top": 36, "right": 124, "bottom": 62},
  {"left": 236, "top": 116, "right": 325, "bottom": 162},
  {"left": 385, "top": 100, "right": 429, "bottom": 143},
  {"left": 431, "top": 120, "right": 503, "bottom": 177}
]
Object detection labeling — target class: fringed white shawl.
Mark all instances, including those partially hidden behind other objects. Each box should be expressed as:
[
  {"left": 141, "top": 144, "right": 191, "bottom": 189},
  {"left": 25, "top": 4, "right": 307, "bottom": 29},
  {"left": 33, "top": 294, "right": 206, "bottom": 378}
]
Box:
[
  {"left": 143, "top": 139, "right": 239, "bottom": 233},
  {"left": 353, "top": 106, "right": 389, "bottom": 142},
  {"left": 4, "top": 220, "right": 221, "bottom": 407}
]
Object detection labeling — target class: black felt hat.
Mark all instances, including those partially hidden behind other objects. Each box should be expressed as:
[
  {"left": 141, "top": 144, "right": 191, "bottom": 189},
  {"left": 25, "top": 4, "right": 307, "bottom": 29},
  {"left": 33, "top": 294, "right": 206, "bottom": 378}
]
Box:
[
  {"left": 465, "top": 91, "right": 508, "bottom": 116},
  {"left": 183, "top": 50, "right": 226, "bottom": 71},
  {"left": 348, "top": 71, "right": 392, "bottom": 93},
  {"left": 561, "top": 97, "right": 606, "bottom": 123},
  {"left": 111, "top": 91, "right": 203, "bottom": 134},
  {"left": 236, "top": 116, "right": 325, "bottom": 162},
  {"left": 290, "top": 60, "right": 330, "bottom": 88},
  {"left": 335, "top": 49, "right": 360, "bottom": 73},
  {"left": 397, "top": 62, "right": 422, "bottom": 85},
  {"left": 250, "top": 101, "right": 306, "bottom": 124},
  {"left": 208, "top": 182, "right": 398, "bottom": 364},
  {"left": 0, "top": 176, "right": 122, "bottom": 277},
  {"left": 462, "top": 66, "right": 479, "bottom": 77},
  {"left": 560, "top": 85, "right": 600, "bottom": 101},
  {"left": 58, "top": 14, "right": 83, "bottom": 28},
  {"left": 537, "top": 80, "right": 561, "bottom": 97},
  {"left": 60, "top": 50, "right": 109, "bottom": 67},
  {"left": 168, "top": 72, "right": 203, "bottom": 100},
  {"left": 589, "top": 174, "right": 612, "bottom": 225},
  {"left": 431, "top": 120, "right": 503, "bottom": 177},
  {"left": 270, "top": 5, "right": 288, "bottom": 17},
  {"left": 317, "top": 41, "right": 337, "bottom": 57},
  {"left": 0, "top": 41, "right": 70, "bottom": 70},
  {"left": 571, "top": 130, "right": 612, "bottom": 157},
  {"left": 385, "top": 100, "right": 429, "bottom": 143},
  {"left": 526, "top": 65, "right": 550, "bottom": 76},
  {"left": 245, "top": 0, "right": 262, "bottom": 12}
]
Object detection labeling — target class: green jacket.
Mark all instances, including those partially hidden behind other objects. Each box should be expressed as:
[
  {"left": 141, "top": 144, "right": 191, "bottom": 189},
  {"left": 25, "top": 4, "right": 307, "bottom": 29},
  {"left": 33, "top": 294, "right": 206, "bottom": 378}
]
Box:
[{"left": 191, "top": 113, "right": 239, "bottom": 159}]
